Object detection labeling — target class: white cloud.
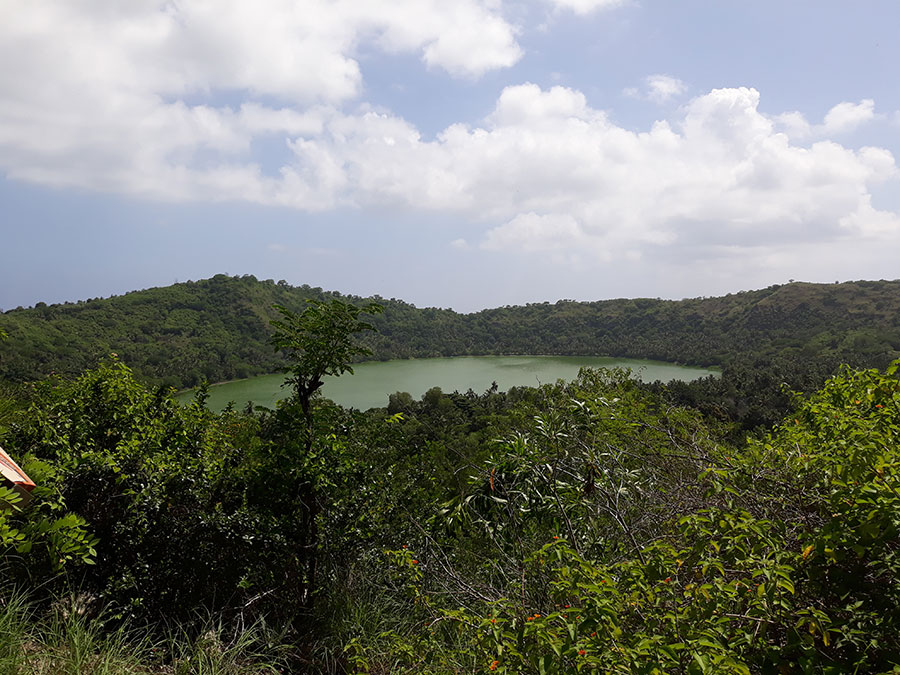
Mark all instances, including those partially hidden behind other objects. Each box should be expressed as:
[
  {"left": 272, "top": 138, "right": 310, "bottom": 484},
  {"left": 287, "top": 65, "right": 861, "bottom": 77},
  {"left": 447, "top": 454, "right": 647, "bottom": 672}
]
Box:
[
  {"left": 822, "top": 99, "right": 876, "bottom": 134},
  {"left": 547, "top": 0, "right": 629, "bottom": 15},
  {"left": 775, "top": 99, "right": 877, "bottom": 139},
  {"left": 417, "top": 3, "right": 522, "bottom": 77},
  {"left": 646, "top": 75, "right": 688, "bottom": 103},
  {"left": 482, "top": 213, "right": 585, "bottom": 252},
  {"left": 1, "top": 2, "right": 898, "bottom": 271},
  {"left": 839, "top": 196, "right": 900, "bottom": 236},
  {"left": 772, "top": 111, "right": 812, "bottom": 139},
  {"left": 296, "top": 85, "right": 898, "bottom": 260},
  {"left": 0, "top": 0, "right": 521, "bottom": 195},
  {"left": 624, "top": 74, "right": 688, "bottom": 104}
]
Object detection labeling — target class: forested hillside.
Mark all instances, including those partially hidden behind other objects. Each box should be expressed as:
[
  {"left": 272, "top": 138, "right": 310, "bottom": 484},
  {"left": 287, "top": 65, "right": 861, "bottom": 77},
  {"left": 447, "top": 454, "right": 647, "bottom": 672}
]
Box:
[
  {"left": 2, "top": 275, "right": 900, "bottom": 390},
  {"left": 4, "top": 289, "right": 900, "bottom": 671}
]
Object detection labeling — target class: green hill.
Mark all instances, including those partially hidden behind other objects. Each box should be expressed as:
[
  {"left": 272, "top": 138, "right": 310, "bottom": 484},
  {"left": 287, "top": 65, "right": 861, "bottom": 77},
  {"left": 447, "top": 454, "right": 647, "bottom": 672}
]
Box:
[{"left": 2, "top": 275, "right": 900, "bottom": 390}]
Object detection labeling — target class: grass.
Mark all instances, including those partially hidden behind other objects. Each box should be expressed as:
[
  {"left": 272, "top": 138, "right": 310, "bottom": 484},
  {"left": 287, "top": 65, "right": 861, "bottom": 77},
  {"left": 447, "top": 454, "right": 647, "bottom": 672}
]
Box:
[
  {"left": 0, "top": 591, "right": 288, "bottom": 674},
  {"left": 165, "top": 616, "right": 288, "bottom": 675}
]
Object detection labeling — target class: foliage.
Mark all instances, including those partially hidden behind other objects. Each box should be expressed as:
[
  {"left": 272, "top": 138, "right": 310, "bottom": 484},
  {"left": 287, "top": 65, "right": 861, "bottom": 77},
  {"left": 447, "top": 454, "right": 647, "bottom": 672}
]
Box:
[
  {"left": 0, "top": 451, "right": 97, "bottom": 581},
  {"left": 5, "top": 301, "right": 900, "bottom": 673},
  {"left": 1, "top": 327, "right": 96, "bottom": 576},
  {"left": 3, "top": 360, "right": 293, "bottom": 622},
  {"left": 271, "top": 298, "right": 382, "bottom": 419},
  {"left": 345, "top": 362, "right": 900, "bottom": 673}
]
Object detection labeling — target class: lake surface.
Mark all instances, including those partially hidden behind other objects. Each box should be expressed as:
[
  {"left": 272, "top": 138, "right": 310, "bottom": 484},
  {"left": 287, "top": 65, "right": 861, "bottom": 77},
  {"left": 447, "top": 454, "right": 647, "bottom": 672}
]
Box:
[{"left": 179, "top": 355, "right": 718, "bottom": 412}]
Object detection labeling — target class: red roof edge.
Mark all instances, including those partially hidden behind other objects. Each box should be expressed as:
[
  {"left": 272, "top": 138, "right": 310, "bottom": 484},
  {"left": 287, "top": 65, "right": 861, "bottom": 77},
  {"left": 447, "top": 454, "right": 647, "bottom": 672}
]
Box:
[{"left": 0, "top": 447, "right": 35, "bottom": 492}]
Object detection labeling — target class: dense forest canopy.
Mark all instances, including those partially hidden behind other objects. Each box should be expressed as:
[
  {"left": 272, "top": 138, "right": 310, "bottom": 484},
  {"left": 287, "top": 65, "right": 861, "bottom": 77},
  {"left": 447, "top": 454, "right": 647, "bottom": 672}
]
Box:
[{"left": 2, "top": 275, "right": 900, "bottom": 391}]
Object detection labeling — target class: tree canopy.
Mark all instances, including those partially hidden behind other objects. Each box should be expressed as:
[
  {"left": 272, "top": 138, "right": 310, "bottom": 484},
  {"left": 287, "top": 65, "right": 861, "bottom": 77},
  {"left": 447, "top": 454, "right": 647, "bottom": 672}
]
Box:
[{"left": 270, "top": 298, "right": 382, "bottom": 417}]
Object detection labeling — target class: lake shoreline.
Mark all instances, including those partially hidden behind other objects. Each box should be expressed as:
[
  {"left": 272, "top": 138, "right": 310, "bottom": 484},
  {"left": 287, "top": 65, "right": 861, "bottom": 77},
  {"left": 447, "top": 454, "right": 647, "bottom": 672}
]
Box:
[
  {"left": 181, "top": 353, "right": 722, "bottom": 393},
  {"left": 178, "top": 355, "right": 720, "bottom": 412}
]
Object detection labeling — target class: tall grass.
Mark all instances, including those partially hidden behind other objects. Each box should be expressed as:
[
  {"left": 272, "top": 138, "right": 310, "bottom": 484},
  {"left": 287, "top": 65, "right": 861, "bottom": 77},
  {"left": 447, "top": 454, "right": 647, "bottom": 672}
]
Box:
[
  {"left": 0, "top": 591, "right": 288, "bottom": 674},
  {"left": 165, "top": 615, "right": 289, "bottom": 675},
  {"left": 0, "top": 591, "right": 149, "bottom": 674},
  {"left": 0, "top": 591, "right": 31, "bottom": 672}
]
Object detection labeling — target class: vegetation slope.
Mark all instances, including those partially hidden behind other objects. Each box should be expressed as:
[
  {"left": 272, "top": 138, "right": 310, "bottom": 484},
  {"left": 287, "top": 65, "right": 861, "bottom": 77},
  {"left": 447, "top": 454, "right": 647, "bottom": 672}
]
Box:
[
  {"left": 2, "top": 357, "right": 900, "bottom": 672},
  {"left": 2, "top": 275, "right": 900, "bottom": 390},
  {"left": 3, "top": 281, "right": 900, "bottom": 672}
]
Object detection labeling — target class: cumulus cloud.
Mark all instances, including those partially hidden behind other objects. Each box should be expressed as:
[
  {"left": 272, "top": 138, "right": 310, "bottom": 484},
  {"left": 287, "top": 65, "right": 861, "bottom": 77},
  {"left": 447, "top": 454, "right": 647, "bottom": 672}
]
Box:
[
  {"left": 646, "top": 75, "right": 688, "bottom": 103},
  {"left": 625, "top": 75, "right": 688, "bottom": 104},
  {"left": 482, "top": 213, "right": 586, "bottom": 252},
  {"left": 296, "top": 85, "right": 898, "bottom": 259},
  {"left": 0, "top": 0, "right": 521, "bottom": 195},
  {"left": 775, "top": 99, "right": 877, "bottom": 138},
  {"left": 1, "top": 3, "right": 898, "bottom": 270},
  {"left": 822, "top": 99, "right": 876, "bottom": 133}
]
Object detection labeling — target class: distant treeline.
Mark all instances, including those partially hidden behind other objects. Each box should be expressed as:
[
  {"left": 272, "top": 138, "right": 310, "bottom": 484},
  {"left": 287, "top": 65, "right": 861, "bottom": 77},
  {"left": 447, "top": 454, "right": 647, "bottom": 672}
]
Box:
[{"left": 2, "top": 274, "right": 900, "bottom": 394}]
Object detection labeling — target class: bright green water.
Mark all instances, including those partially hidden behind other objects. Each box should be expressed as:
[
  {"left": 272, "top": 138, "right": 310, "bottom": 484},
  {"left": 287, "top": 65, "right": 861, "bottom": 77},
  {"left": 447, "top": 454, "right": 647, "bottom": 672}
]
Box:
[{"left": 178, "top": 356, "right": 718, "bottom": 412}]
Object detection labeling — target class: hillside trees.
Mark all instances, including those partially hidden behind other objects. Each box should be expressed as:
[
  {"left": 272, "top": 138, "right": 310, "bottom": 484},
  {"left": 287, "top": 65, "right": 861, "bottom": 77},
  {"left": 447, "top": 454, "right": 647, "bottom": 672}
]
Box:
[
  {"left": 5, "top": 282, "right": 900, "bottom": 671},
  {"left": 4, "top": 276, "right": 900, "bottom": 398}
]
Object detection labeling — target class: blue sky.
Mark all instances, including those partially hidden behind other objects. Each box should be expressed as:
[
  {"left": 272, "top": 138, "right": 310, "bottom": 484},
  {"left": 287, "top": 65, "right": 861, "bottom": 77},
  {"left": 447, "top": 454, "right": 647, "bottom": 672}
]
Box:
[{"left": 2, "top": 0, "right": 899, "bottom": 312}]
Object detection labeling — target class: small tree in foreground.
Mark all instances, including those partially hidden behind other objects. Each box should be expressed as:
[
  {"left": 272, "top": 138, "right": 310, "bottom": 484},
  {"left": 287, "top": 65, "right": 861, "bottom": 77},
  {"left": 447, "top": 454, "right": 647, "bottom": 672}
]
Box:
[
  {"left": 268, "top": 299, "right": 382, "bottom": 609},
  {"left": 270, "top": 299, "right": 382, "bottom": 424}
]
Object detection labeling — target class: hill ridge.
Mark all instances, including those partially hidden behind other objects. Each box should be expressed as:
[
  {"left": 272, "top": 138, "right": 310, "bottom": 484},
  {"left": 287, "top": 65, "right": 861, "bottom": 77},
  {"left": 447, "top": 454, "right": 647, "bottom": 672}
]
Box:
[{"left": 2, "top": 275, "right": 900, "bottom": 389}]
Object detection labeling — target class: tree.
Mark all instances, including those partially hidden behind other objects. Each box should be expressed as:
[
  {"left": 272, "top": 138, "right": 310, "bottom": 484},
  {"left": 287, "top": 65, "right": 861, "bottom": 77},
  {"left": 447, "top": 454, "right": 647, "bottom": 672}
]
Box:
[
  {"left": 267, "top": 298, "right": 382, "bottom": 609},
  {"left": 270, "top": 299, "right": 383, "bottom": 425}
]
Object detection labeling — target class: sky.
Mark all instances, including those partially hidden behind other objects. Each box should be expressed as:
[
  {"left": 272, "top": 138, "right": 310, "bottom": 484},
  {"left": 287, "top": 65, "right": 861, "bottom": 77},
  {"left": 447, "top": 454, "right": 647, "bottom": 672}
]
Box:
[{"left": 2, "top": 0, "right": 900, "bottom": 312}]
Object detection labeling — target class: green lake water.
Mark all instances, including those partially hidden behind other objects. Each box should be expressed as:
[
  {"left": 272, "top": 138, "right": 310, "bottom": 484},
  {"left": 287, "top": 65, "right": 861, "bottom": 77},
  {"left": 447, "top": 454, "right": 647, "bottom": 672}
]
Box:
[{"left": 179, "top": 355, "right": 718, "bottom": 412}]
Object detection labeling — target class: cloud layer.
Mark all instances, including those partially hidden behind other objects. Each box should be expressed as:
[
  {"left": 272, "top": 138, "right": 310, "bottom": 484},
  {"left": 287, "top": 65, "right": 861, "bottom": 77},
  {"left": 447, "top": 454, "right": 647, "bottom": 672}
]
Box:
[
  {"left": 282, "top": 85, "right": 899, "bottom": 259},
  {"left": 1, "top": 0, "right": 522, "bottom": 194},
  {"left": 2, "top": 1, "right": 898, "bottom": 271}
]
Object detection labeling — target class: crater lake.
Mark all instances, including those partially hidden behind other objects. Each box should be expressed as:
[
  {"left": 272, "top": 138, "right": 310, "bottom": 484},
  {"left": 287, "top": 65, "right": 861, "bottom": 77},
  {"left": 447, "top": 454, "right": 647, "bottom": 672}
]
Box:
[{"left": 178, "top": 355, "right": 718, "bottom": 412}]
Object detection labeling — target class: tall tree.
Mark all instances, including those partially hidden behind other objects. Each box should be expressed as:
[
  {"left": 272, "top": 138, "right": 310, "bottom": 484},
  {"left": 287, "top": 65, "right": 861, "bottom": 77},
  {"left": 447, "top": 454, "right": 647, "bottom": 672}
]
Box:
[{"left": 268, "top": 298, "right": 382, "bottom": 608}]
